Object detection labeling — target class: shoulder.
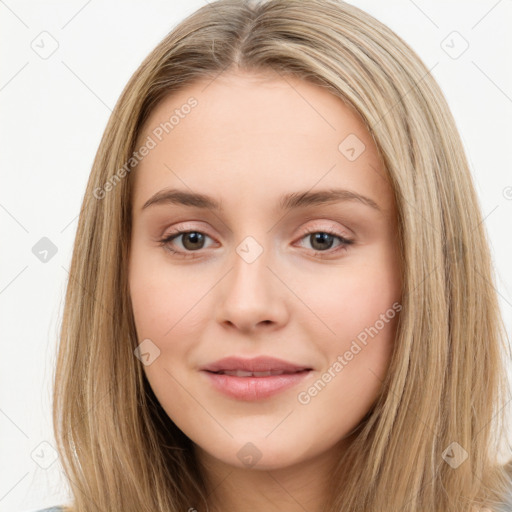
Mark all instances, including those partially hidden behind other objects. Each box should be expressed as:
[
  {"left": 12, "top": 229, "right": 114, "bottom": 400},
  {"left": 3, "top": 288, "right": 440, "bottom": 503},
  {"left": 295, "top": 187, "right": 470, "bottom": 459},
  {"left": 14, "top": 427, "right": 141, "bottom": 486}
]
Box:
[
  {"left": 495, "top": 464, "right": 512, "bottom": 512},
  {"left": 31, "top": 507, "right": 65, "bottom": 512},
  {"left": 498, "top": 492, "right": 512, "bottom": 511}
]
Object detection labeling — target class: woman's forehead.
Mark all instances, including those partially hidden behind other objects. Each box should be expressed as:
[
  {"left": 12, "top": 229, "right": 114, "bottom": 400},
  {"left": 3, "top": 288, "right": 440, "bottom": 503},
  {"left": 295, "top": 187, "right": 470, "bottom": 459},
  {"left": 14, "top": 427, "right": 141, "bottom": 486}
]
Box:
[{"left": 131, "top": 71, "right": 396, "bottom": 217}]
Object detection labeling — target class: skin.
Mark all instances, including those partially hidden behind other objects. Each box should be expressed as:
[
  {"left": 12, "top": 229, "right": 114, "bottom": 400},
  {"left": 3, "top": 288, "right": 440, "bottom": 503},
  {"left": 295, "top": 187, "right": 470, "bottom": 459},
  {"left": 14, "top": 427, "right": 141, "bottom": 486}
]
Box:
[{"left": 128, "top": 68, "right": 402, "bottom": 512}]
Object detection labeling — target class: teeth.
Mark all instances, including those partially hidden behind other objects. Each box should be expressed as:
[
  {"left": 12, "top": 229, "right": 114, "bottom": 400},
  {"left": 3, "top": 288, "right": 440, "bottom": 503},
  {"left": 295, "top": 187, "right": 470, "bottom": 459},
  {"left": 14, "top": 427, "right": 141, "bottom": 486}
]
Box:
[{"left": 220, "top": 370, "right": 287, "bottom": 377}]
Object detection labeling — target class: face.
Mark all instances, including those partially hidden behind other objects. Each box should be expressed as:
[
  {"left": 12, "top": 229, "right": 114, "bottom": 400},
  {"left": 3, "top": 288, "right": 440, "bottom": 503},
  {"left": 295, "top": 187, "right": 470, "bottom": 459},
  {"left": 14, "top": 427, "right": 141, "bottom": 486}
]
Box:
[{"left": 128, "top": 69, "right": 402, "bottom": 472}]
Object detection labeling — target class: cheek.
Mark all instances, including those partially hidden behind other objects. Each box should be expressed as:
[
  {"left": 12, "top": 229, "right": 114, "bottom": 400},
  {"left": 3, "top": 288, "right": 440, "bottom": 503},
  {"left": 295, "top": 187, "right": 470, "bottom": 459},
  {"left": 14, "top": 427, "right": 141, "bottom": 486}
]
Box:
[
  {"left": 300, "top": 256, "right": 399, "bottom": 334},
  {"left": 129, "top": 248, "right": 206, "bottom": 340},
  {"left": 298, "top": 256, "right": 400, "bottom": 386}
]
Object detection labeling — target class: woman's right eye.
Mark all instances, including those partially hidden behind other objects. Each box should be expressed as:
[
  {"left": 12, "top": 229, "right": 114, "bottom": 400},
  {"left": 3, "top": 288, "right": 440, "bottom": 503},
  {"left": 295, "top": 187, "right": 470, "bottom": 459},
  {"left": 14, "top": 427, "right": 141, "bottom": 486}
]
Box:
[{"left": 158, "top": 230, "right": 215, "bottom": 257}]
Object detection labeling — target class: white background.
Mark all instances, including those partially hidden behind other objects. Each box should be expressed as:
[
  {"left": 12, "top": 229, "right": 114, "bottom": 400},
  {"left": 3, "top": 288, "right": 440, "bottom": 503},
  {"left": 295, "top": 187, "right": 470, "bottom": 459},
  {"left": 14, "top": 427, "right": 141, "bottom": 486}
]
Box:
[{"left": 1, "top": 1, "right": 511, "bottom": 510}]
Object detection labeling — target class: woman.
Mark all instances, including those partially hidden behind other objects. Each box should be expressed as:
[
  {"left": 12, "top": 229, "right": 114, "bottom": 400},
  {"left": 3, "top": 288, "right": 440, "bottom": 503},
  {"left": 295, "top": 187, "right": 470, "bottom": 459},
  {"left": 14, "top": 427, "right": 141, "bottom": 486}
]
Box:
[{"left": 39, "top": 0, "right": 512, "bottom": 510}]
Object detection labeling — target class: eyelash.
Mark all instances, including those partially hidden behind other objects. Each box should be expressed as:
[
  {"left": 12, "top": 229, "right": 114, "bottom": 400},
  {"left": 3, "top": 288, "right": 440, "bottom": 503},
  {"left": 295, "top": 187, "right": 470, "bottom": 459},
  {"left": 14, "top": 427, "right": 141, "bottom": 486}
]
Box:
[{"left": 157, "top": 227, "right": 354, "bottom": 259}]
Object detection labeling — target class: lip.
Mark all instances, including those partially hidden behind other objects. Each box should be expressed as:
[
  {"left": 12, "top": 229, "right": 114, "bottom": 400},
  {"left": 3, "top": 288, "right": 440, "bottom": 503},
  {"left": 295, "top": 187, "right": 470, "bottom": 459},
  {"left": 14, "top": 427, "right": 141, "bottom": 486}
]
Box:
[
  {"left": 202, "top": 371, "right": 312, "bottom": 400},
  {"left": 200, "top": 356, "right": 313, "bottom": 401}
]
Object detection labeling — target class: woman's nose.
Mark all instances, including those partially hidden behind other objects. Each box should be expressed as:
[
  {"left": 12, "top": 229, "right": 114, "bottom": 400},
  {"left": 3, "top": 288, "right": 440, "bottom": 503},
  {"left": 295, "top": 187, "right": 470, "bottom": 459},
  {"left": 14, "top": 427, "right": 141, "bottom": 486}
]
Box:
[{"left": 215, "top": 236, "right": 289, "bottom": 333}]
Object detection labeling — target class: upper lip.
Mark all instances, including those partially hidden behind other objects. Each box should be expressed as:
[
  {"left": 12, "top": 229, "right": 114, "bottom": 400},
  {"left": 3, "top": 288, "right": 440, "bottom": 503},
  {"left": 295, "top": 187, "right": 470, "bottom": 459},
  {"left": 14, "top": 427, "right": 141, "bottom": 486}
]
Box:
[{"left": 200, "top": 356, "right": 312, "bottom": 373}]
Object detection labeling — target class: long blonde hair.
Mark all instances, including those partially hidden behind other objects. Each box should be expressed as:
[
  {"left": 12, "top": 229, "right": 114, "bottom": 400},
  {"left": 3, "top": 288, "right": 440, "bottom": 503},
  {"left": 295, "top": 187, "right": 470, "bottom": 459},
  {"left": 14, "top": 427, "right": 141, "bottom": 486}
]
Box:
[{"left": 52, "top": 0, "right": 512, "bottom": 510}]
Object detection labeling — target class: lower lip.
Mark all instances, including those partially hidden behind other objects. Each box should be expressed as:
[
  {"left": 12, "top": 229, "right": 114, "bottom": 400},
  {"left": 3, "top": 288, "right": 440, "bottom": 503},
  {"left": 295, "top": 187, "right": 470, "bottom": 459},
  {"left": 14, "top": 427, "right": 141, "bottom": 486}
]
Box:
[{"left": 202, "top": 370, "right": 312, "bottom": 400}]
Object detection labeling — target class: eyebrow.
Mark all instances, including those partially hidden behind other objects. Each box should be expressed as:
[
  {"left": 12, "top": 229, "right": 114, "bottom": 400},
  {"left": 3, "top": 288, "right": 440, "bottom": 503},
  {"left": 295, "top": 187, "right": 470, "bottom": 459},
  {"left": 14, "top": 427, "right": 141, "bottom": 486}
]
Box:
[{"left": 141, "top": 187, "right": 381, "bottom": 212}]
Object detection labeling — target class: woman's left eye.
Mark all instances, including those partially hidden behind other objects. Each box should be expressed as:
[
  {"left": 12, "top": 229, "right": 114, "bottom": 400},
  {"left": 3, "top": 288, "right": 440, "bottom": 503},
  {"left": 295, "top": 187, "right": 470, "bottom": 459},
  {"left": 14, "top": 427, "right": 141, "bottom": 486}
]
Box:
[
  {"left": 158, "top": 228, "right": 354, "bottom": 258},
  {"left": 297, "top": 229, "right": 354, "bottom": 254}
]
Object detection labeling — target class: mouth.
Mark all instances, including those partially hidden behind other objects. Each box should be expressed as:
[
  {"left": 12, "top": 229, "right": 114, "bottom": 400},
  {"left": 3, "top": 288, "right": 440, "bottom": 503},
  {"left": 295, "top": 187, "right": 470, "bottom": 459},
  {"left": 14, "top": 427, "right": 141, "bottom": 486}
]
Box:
[{"left": 201, "top": 366, "right": 313, "bottom": 400}]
